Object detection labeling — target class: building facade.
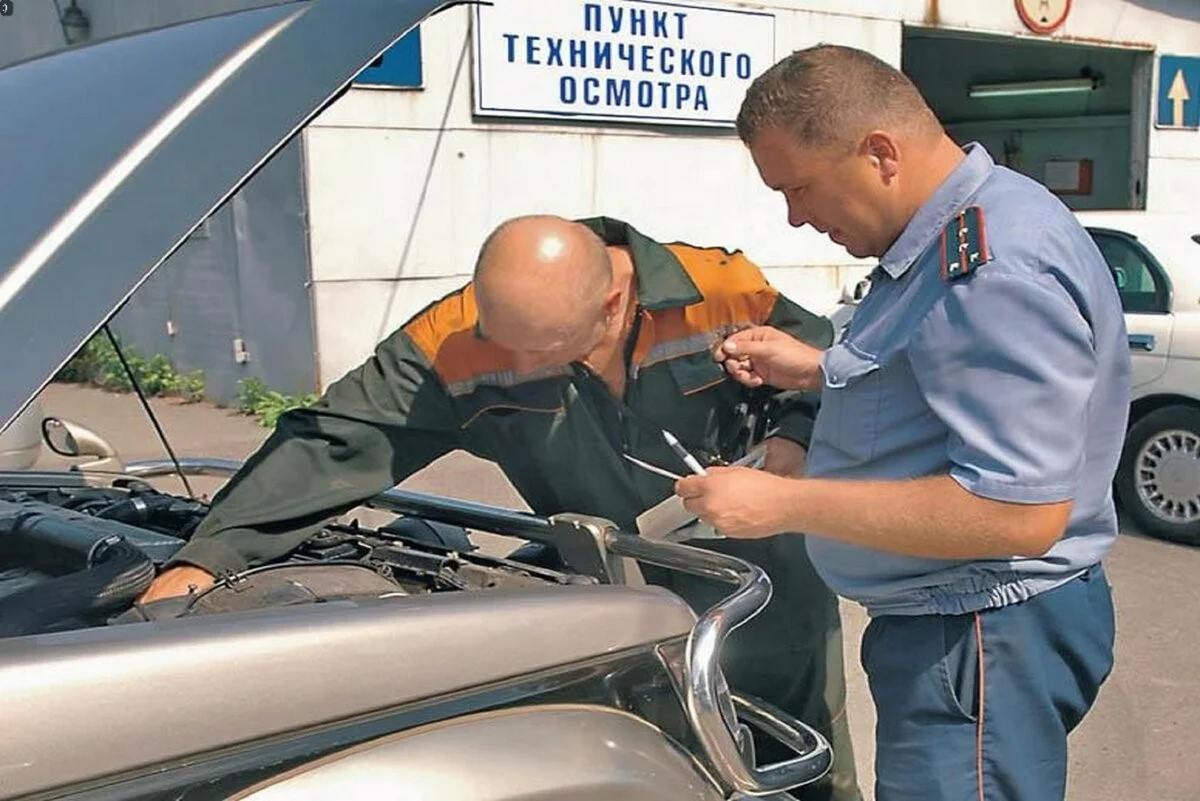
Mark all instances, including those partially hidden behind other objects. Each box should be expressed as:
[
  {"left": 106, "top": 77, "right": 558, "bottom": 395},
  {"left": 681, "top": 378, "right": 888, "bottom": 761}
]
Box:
[{"left": 4, "top": 0, "right": 1199, "bottom": 402}]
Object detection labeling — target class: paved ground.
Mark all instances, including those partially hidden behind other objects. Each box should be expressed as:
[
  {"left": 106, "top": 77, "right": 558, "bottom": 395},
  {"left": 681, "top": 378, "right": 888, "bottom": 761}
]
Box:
[{"left": 30, "top": 382, "right": 1200, "bottom": 800}]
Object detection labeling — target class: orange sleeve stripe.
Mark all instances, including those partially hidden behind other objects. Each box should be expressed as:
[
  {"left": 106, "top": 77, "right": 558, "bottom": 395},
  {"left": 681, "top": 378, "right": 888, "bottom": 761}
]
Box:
[
  {"left": 636, "top": 245, "right": 778, "bottom": 365},
  {"left": 401, "top": 284, "right": 477, "bottom": 364},
  {"left": 401, "top": 284, "right": 530, "bottom": 390}
]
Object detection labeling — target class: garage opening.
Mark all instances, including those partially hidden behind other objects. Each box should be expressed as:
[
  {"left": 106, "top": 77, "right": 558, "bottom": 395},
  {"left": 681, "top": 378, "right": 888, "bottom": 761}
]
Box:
[{"left": 902, "top": 26, "right": 1154, "bottom": 210}]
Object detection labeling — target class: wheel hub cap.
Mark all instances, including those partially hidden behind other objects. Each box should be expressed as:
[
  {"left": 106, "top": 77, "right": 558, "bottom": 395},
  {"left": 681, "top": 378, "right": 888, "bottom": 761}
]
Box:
[{"left": 1135, "top": 428, "right": 1200, "bottom": 525}]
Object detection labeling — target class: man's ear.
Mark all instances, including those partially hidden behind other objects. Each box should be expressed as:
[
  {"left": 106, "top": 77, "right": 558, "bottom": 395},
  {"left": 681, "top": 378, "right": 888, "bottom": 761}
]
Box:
[
  {"left": 602, "top": 285, "right": 623, "bottom": 320},
  {"left": 864, "top": 131, "right": 901, "bottom": 182}
]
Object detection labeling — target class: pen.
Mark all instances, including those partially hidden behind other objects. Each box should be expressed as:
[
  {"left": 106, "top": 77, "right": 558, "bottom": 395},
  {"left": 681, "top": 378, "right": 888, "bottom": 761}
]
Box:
[
  {"left": 662, "top": 430, "right": 708, "bottom": 476},
  {"left": 622, "top": 453, "right": 683, "bottom": 481}
]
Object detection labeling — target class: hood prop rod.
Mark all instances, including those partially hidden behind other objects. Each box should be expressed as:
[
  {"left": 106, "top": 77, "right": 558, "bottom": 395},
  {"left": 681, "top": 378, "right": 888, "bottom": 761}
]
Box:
[{"left": 102, "top": 325, "right": 195, "bottom": 499}]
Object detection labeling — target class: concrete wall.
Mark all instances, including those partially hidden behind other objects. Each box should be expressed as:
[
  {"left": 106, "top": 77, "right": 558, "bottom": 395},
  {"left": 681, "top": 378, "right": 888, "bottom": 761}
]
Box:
[{"left": 0, "top": 0, "right": 67, "bottom": 65}]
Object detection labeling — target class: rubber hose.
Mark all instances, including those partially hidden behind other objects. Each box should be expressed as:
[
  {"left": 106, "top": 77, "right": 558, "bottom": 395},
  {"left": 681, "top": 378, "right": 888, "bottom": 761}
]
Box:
[
  {"left": 96, "top": 495, "right": 208, "bottom": 534},
  {"left": 0, "top": 537, "right": 155, "bottom": 637}
]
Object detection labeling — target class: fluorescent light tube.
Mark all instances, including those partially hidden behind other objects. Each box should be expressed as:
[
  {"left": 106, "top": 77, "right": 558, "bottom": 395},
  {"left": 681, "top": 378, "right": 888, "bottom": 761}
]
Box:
[{"left": 968, "top": 77, "right": 1098, "bottom": 99}]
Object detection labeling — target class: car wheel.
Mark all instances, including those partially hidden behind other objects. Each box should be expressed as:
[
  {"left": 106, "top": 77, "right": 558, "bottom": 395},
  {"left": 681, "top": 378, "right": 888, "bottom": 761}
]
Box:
[{"left": 1116, "top": 405, "right": 1200, "bottom": 546}]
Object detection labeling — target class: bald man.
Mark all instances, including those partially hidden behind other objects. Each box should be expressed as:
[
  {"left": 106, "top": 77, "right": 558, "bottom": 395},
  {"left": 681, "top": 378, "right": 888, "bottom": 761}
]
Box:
[{"left": 140, "top": 215, "right": 861, "bottom": 801}]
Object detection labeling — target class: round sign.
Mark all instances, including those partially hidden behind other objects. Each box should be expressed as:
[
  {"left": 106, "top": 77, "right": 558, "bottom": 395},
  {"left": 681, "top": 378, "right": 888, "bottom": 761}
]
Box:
[{"left": 1015, "top": 0, "right": 1071, "bottom": 34}]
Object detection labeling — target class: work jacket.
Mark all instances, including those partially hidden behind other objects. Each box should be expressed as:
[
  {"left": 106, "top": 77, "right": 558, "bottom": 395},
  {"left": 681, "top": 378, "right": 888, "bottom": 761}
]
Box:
[{"left": 169, "top": 217, "right": 833, "bottom": 576}]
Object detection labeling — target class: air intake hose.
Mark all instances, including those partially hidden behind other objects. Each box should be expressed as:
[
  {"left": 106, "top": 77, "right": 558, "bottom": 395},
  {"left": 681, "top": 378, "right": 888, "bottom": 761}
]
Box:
[{"left": 0, "top": 510, "right": 155, "bottom": 637}]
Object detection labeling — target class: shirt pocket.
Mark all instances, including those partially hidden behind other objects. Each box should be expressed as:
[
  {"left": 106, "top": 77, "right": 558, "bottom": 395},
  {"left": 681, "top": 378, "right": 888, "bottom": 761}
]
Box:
[
  {"left": 662, "top": 351, "right": 741, "bottom": 455},
  {"left": 815, "top": 341, "right": 882, "bottom": 460},
  {"left": 665, "top": 349, "right": 730, "bottom": 396}
]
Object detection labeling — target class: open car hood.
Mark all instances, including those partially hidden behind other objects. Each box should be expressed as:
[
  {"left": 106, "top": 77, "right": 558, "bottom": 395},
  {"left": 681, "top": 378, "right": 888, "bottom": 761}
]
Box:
[{"left": 0, "top": 0, "right": 459, "bottom": 433}]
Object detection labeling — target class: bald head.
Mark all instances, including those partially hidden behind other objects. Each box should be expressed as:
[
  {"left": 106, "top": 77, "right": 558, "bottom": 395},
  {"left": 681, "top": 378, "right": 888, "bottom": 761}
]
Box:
[{"left": 473, "top": 215, "right": 617, "bottom": 366}]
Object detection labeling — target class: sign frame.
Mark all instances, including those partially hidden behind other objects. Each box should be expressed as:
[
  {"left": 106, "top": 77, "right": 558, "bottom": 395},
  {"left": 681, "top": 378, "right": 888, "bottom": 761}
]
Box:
[
  {"left": 1014, "top": 0, "right": 1072, "bottom": 36},
  {"left": 1155, "top": 54, "right": 1200, "bottom": 131},
  {"left": 470, "top": 0, "right": 777, "bottom": 129}
]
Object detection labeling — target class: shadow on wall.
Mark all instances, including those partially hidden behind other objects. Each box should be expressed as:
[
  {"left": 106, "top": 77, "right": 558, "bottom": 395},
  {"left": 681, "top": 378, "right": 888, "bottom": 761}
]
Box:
[{"left": 1124, "top": 0, "right": 1200, "bottom": 21}]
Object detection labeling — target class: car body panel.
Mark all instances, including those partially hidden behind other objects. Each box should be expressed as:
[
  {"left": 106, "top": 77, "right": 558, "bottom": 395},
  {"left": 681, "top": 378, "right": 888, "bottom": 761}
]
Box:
[
  {"left": 1074, "top": 212, "right": 1200, "bottom": 404},
  {"left": 1124, "top": 310, "right": 1176, "bottom": 388},
  {"left": 0, "top": 585, "right": 696, "bottom": 799},
  {"left": 1147, "top": 325, "right": 1200, "bottom": 403},
  {"left": 0, "top": 0, "right": 458, "bottom": 435},
  {"left": 0, "top": 398, "right": 41, "bottom": 469},
  {"left": 234, "top": 705, "right": 725, "bottom": 801},
  {"left": 1073, "top": 211, "right": 1200, "bottom": 314}
]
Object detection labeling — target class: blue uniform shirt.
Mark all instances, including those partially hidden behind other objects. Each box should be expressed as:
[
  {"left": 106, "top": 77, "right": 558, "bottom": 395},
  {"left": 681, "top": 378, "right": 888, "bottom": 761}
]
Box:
[{"left": 805, "top": 143, "right": 1132, "bottom": 617}]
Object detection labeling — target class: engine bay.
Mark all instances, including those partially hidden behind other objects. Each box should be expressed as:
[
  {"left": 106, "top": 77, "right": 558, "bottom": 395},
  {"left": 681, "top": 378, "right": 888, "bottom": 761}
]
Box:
[{"left": 0, "top": 479, "right": 591, "bottom": 637}]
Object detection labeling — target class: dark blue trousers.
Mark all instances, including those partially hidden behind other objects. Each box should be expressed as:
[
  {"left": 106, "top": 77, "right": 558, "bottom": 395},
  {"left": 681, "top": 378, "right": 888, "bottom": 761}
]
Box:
[{"left": 861, "top": 564, "right": 1116, "bottom": 801}]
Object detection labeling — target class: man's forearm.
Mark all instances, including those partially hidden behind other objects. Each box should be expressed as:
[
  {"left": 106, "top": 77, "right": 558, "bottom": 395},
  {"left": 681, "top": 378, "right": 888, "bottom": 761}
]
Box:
[{"left": 778, "top": 474, "right": 1071, "bottom": 560}]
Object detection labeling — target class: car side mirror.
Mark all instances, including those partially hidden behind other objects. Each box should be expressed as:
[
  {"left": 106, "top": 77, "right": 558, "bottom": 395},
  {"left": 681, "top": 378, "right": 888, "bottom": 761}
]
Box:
[
  {"left": 41, "top": 417, "right": 125, "bottom": 473},
  {"left": 42, "top": 417, "right": 81, "bottom": 456}
]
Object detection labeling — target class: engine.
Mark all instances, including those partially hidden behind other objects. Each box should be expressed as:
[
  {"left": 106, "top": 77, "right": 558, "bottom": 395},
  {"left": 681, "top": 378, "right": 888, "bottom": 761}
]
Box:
[{"left": 0, "top": 482, "right": 591, "bottom": 638}]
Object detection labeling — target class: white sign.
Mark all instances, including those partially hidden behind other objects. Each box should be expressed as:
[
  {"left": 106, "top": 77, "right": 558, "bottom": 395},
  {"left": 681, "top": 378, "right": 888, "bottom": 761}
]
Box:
[{"left": 472, "top": 0, "right": 777, "bottom": 127}]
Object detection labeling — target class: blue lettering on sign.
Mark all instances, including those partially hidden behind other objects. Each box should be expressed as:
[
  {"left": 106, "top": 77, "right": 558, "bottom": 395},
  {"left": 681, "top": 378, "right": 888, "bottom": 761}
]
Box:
[
  {"left": 570, "top": 39, "right": 587, "bottom": 67},
  {"left": 1156, "top": 54, "right": 1200, "bottom": 129},
  {"left": 546, "top": 37, "right": 564, "bottom": 66},
  {"left": 630, "top": 8, "right": 647, "bottom": 36},
  {"left": 498, "top": 33, "right": 751, "bottom": 80},
  {"left": 618, "top": 43, "right": 636, "bottom": 70},
  {"left": 660, "top": 46, "right": 675, "bottom": 75},
  {"left": 560, "top": 75, "right": 710, "bottom": 112},
  {"left": 595, "top": 42, "right": 613, "bottom": 69},
  {"left": 653, "top": 10, "right": 669, "bottom": 38},
  {"left": 680, "top": 48, "right": 694, "bottom": 75},
  {"left": 736, "top": 53, "right": 751, "bottom": 80},
  {"left": 585, "top": 3, "right": 687, "bottom": 39},
  {"left": 503, "top": 4, "right": 766, "bottom": 119}
]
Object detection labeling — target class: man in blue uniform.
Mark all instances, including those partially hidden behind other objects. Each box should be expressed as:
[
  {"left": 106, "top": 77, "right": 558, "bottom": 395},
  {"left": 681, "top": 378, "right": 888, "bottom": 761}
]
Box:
[{"left": 676, "top": 45, "right": 1131, "bottom": 801}]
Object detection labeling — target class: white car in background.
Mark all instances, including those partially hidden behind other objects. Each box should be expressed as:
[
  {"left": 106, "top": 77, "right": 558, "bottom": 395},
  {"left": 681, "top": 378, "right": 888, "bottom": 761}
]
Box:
[
  {"left": 829, "top": 211, "right": 1200, "bottom": 546},
  {"left": 1076, "top": 211, "right": 1200, "bottom": 546}
]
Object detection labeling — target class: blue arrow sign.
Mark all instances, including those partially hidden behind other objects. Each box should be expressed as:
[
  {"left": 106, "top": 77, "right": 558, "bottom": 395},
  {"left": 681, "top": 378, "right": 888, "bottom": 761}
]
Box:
[{"left": 1156, "top": 55, "right": 1200, "bottom": 130}]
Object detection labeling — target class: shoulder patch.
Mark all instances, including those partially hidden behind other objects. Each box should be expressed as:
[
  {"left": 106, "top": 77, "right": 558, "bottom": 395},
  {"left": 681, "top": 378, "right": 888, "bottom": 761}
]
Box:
[{"left": 940, "top": 206, "right": 992, "bottom": 281}]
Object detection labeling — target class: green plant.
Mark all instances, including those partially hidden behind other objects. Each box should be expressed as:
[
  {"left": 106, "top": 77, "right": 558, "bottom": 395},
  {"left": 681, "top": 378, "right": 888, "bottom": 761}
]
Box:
[
  {"left": 236, "top": 376, "right": 318, "bottom": 428},
  {"left": 54, "top": 331, "right": 207, "bottom": 403}
]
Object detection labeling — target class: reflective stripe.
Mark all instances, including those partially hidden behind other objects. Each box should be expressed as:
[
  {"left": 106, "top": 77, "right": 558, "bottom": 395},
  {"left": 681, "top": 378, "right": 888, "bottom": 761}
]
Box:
[
  {"left": 445, "top": 364, "right": 572, "bottom": 397},
  {"left": 640, "top": 321, "right": 750, "bottom": 368}
]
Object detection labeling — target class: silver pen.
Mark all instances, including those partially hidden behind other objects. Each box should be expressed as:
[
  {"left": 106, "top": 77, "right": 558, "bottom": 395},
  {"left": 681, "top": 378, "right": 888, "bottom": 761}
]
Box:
[
  {"left": 662, "top": 430, "right": 708, "bottom": 476},
  {"left": 622, "top": 453, "right": 683, "bottom": 481}
]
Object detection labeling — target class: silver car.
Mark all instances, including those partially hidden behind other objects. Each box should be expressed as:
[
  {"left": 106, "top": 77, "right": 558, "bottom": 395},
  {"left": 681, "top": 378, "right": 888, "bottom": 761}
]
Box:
[{"left": 0, "top": 2, "right": 830, "bottom": 799}]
